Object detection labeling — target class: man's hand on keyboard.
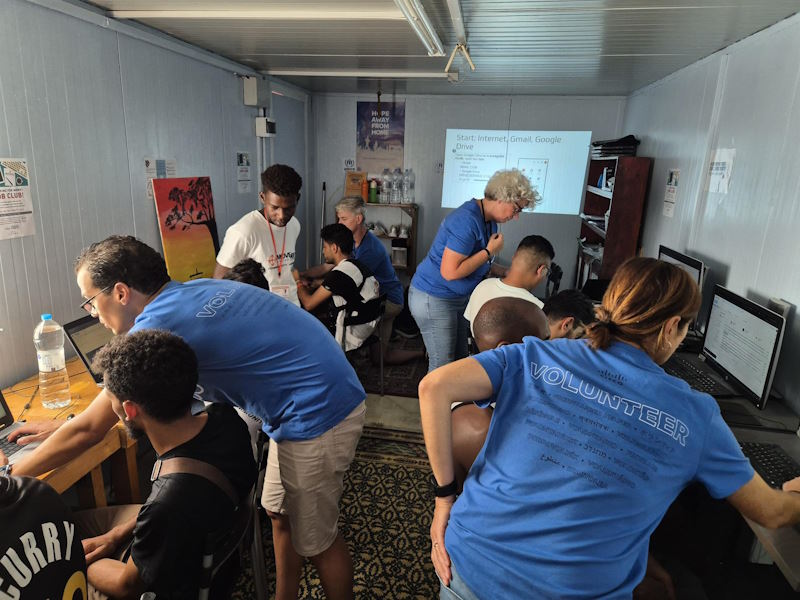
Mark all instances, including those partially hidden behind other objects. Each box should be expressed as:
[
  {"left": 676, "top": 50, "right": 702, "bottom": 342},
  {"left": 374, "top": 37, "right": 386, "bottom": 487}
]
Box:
[
  {"left": 7, "top": 420, "right": 63, "bottom": 446},
  {"left": 782, "top": 477, "right": 800, "bottom": 494}
]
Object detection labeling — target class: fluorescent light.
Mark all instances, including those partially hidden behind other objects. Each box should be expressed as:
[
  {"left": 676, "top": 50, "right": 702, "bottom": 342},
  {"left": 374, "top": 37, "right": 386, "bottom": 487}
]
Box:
[
  {"left": 266, "top": 69, "right": 457, "bottom": 81},
  {"left": 394, "top": 0, "right": 445, "bottom": 57}
]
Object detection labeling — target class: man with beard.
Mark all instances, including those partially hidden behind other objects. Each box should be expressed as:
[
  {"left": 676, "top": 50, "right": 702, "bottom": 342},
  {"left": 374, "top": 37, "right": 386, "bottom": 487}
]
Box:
[{"left": 74, "top": 330, "right": 256, "bottom": 599}]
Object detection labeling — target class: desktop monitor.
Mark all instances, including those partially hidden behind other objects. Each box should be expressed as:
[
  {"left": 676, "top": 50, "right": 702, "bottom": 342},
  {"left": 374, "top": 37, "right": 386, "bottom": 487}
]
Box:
[
  {"left": 701, "top": 285, "right": 785, "bottom": 410},
  {"left": 657, "top": 245, "right": 705, "bottom": 330}
]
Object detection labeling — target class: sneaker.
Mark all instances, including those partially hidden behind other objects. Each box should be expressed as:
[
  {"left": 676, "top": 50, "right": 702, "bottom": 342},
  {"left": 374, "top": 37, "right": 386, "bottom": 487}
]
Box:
[{"left": 393, "top": 317, "right": 420, "bottom": 338}]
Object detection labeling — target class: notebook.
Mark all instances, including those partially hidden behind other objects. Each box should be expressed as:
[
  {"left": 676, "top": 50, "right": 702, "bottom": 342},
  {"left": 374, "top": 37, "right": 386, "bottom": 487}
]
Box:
[{"left": 63, "top": 315, "right": 115, "bottom": 386}]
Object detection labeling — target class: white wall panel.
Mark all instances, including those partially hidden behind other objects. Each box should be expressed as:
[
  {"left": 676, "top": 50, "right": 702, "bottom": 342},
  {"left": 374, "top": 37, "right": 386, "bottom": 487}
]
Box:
[
  {"left": 0, "top": 0, "right": 257, "bottom": 388},
  {"left": 623, "top": 12, "right": 800, "bottom": 413},
  {"left": 311, "top": 93, "right": 626, "bottom": 291}
]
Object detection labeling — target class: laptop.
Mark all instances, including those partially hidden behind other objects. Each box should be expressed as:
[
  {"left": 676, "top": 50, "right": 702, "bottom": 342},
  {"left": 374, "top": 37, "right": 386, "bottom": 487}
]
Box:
[
  {"left": 63, "top": 315, "right": 115, "bottom": 386},
  {"left": 0, "top": 389, "right": 41, "bottom": 464},
  {"left": 664, "top": 285, "right": 785, "bottom": 410}
]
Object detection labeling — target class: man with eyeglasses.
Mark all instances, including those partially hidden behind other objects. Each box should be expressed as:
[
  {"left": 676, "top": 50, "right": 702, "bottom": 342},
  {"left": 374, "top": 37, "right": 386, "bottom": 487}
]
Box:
[
  {"left": 2, "top": 235, "right": 366, "bottom": 600},
  {"left": 462, "top": 234, "right": 555, "bottom": 337}
]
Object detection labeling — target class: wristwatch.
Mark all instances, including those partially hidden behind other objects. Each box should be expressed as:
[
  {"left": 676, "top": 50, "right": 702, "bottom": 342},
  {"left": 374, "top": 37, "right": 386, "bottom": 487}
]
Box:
[
  {"left": 0, "top": 464, "right": 12, "bottom": 477},
  {"left": 431, "top": 475, "right": 457, "bottom": 498}
]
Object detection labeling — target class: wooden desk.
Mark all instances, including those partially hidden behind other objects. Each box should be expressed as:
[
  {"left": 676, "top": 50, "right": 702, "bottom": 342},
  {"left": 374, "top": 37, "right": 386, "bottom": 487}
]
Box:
[{"left": 2, "top": 357, "right": 140, "bottom": 507}]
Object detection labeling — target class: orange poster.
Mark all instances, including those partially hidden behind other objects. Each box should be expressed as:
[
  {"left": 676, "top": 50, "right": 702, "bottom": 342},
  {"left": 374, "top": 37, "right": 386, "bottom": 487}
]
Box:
[{"left": 152, "top": 177, "right": 219, "bottom": 281}]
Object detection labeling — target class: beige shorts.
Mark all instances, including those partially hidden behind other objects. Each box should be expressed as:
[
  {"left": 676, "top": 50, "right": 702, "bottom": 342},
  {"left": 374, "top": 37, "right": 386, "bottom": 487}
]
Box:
[{"left": 261, "top": 401, "right": 366, "bottom": 556}]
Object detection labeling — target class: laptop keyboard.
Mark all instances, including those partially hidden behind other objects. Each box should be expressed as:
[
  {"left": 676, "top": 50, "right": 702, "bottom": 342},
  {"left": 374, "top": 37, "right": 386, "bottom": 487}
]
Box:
[
  {"left": 0, "top": 436, "right": 20, "bottom": 459},
  {"left": 664, "top": 355, "right": 731, "bottom": 396},
  {"left": 740, "top": 442, "right": 800, "bottom": 488}
]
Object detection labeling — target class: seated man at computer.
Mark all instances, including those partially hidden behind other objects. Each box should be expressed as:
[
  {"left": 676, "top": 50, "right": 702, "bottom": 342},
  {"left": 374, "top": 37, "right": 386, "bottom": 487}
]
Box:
[
  {"left": 452, "top": 297, "right": 550, "bottom": 490},
  {"left": 2, "top": 235, "right": 367, "bottom": 600},
  {"left": 542, "top": 289, "right": 596, "bottom": 340},
  {"left": 462, "top": 235, "right": 555, "bottom": 335},
  {"left": 294, "top": 224, "right": 380, "bottom": 352},
  {"left": 73, "top": 329, "right": 255, "bottom": 600}
]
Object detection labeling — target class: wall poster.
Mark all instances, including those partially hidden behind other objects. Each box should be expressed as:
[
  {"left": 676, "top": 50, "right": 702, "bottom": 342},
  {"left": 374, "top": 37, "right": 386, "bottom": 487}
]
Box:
[
  {"left": 152, "top": 177, "right": 219, "bottom": 281},
  {"left": 0, "top": 159, "right": 34, "bottom": 240},
  {"left": 356, "top": 101, "right": 405, "bottom": 173}
]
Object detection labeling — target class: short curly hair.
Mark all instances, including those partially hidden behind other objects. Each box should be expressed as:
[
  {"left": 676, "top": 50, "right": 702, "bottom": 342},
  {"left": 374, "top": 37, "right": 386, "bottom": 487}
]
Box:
[
  {"left": 75, "top": 236, "right": 170, "bottom": 295},
  {"left": 261, "top": 164, "right": 302, "bottom": 199},
  {"left": 484, "top": 169, "right": 541, "bottom": 208},
  {"left": 223, "top": 258, "right": 269, "bottom": 291},
  {"left": 93, "top": 329, "right": 198, "bottom": 422}
]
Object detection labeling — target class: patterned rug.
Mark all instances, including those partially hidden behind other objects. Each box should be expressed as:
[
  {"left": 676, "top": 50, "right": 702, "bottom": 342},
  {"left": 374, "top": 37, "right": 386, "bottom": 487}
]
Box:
[
  {"left": 352, "top": 337, "right": 427, "bottom": 398},
  {"left": 231, "top": 426, "right": 437, "bottom": 599}
]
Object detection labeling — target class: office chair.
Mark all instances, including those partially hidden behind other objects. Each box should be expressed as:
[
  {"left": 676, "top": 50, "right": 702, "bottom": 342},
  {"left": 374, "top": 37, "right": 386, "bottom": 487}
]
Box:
[
  {"left": 545, "top": 262, "right": 563, "bottom": 299},
  {"left": 341, "top": 293, "right": 387, "bottom": 396}
]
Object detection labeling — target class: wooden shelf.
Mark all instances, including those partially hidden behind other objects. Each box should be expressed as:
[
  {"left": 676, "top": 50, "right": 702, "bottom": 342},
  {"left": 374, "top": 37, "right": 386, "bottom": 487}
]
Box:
[
  {"left": 581, "top": 218, "right": 607, "bottom": 239},
  {"left": 374, "top": 233, "right": 410, "bottom": 241},
  {"left": 366, "top": 202, "right": 416, "bottom": 208},
  {"left": 586, "top": 185, "right": 613, "bottom": 199}
]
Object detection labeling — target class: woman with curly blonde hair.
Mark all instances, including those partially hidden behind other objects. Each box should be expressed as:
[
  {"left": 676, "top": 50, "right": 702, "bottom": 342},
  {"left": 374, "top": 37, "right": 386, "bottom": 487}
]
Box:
[{"left": 409, "top": 169, "right": 538, "bottom": 372}]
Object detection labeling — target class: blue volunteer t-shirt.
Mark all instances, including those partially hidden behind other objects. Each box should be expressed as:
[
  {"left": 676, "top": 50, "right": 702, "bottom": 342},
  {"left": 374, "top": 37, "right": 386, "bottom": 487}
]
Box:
[
  {"left": 353, "top": 231, "right": 404, "bottom": 306},
  {"left": 447, "top": 337, "right": 754, "bottom": 599},
  {"left": 411, "top": 201, "right": 495, "bottom": 298},
  {"left": 130, "top": 279, "right": 365, "bottom": 442}
]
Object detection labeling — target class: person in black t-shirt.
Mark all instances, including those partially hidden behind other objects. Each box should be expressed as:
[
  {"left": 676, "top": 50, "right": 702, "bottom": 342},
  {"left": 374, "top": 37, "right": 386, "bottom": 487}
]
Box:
[
  {"left": 75, "top": 329, "right": 256, "bottom": 600},
  {"left": 0, "top": 475, "right": 87, "bottom": 600},
  {"left": 294, "top": 223, "right": 380, "bottom": 351}
]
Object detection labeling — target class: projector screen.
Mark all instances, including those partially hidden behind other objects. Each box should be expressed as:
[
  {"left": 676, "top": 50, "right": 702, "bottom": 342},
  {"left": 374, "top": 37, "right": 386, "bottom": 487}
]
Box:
[{"left": 441, "top": 129, "right": 592, "bottom": 215}]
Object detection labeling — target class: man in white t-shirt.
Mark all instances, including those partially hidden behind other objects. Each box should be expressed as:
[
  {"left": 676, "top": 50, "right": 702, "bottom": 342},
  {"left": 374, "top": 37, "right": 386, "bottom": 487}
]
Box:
[
  {"left": 214, "top": 164, "right": 303, "bottom": 305},
  {"left": 463, "top": 234, "right": 555, "bottom": 336},
  {"left": 294, "top": 224, "right": 380, "bottom": 352}
]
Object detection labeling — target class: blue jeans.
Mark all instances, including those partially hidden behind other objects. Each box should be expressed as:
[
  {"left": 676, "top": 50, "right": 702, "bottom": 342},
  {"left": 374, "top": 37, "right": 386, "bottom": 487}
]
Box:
[
  {"left": 439, "top": 563, "right": 481, "bottom": 600},
  {"left": 408, "top": 285, "right": 470, "bottom": 372}
]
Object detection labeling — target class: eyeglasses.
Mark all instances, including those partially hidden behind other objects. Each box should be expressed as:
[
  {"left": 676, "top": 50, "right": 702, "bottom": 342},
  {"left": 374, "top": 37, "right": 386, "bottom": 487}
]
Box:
[
  {"left": 79, "top": 285, "right": 112, "bottom": 314},
  {"left": 512, "top": 201, "right": 527, "bottom": 215}
]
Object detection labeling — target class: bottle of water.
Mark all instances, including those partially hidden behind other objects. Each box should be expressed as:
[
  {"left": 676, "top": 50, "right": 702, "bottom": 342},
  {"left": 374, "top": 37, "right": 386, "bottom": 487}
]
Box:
[
  {"left": 380, "top": 169, "right": 392, "bottom": 204},
  {"left": 402, "top": 169, "right": 410, "bottom": 203},
  {"left": 391, "top": 168, "right": 402, "bottom": 204},
  {"left": 33, "top": 314, "right": 71, "bottom": 409}
]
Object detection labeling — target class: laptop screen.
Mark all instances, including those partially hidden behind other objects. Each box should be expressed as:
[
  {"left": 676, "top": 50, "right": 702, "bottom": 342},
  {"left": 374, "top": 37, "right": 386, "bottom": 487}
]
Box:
[
  {"left": 64, "top": 316, "right": 115, "bottom": 384},
  {"left": 702, "top": 286, "right": 785, "bottom": 409}
]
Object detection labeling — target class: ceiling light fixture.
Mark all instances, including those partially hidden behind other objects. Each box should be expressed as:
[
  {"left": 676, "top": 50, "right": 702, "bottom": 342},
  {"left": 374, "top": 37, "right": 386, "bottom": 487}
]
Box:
[
  {"left": 266, "top": 69, "right": 457, "bottom": 81},
  {"left": 393, "top": 0, "right": 445, "bottom": 57}
]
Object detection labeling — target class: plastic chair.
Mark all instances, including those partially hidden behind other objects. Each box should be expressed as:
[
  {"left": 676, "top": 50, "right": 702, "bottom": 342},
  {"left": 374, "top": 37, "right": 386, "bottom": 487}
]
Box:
[{"left": 342, "top": 293, "right": 387, "bottom": 396}]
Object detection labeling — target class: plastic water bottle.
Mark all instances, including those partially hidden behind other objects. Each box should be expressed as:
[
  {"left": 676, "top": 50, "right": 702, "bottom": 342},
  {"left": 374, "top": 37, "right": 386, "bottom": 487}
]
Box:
[
  {"left": 402, "top": 169, "right": 410, "bottom": 203},
  {"left": 391, "top": 168, "right": 402, "bottom": 203},
  {"left": 380, "top": 169, "right": 392, "bottom": 204},
  {"left": 33, "top": 314, "right": 71, "bottom": 409}
]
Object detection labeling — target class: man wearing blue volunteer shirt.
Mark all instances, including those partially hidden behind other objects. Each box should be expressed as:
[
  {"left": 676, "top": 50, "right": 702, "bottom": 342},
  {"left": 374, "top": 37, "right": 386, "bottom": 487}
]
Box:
[{"left": 3, "top": 235, "right": 365, "bottom": 600}]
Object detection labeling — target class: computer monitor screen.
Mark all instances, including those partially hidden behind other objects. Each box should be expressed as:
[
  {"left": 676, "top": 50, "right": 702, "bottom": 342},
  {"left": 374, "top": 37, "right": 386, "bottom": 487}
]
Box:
[
  {"left": 64, "top": 315, "right": 115, "bottom": 384},
  {"left": 657, "top": 245, "right": 705, "bottom": 329},
  {"left": 702, "top": 286, "right": 785, "bottom": 409}
]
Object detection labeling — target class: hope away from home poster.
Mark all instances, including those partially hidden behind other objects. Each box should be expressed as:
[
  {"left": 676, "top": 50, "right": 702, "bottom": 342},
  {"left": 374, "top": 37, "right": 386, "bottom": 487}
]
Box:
[
  {"left": 152, "top": 177, "right": 220, "bottom": 281},
  {"left": 356, "top": 101, "right": 405, "bottom": 173}
]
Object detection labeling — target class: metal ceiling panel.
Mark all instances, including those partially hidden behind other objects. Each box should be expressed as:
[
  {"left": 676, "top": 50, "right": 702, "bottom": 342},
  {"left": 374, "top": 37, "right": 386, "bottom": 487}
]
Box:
[{"left": 81, "top": 0, "right": 800, "bottom": 95}]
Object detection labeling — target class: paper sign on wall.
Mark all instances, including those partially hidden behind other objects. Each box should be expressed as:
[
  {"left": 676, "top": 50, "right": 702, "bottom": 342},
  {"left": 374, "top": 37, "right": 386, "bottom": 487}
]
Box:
[
  {"left": 707, "top": 148, "right": 735, "bottom": 194},
  {"left": 662, "top": 169, "right": 679, "bottom": 218},
  {"left": 0, "top": 159, "right": 35, "bottom": 240},
  {"left": 236, "top": 151, "right": 252, "bottom": 194},
  {"left": 145, "top": 158, "right": 177, "bottom": 199}
]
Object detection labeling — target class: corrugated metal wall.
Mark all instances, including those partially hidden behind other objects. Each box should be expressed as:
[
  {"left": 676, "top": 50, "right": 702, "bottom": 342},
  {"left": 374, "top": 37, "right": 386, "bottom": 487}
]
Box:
[
  {"left": 623, "top": 12, "right": 800, "bottom": 413},
  {"left": 0, "top": 0, "right": 258, "bottom": 387}
]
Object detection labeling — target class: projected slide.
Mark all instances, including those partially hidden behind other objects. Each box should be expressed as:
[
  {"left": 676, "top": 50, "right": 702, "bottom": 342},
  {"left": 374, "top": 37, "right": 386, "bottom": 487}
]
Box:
[{"left": 442, "top": 129, "right": 592, "bottom": 215}]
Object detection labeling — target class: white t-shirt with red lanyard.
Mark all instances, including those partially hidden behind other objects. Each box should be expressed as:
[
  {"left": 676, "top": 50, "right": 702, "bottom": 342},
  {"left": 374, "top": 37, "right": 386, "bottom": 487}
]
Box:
[{"left": 216, "top": 210, "right": 300, "bottom": 306}]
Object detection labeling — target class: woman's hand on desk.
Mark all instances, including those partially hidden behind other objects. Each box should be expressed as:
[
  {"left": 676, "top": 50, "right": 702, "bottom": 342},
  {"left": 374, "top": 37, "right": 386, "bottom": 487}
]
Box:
[{"left": 7, "top": 420, "right": 63, "bottom": 446}]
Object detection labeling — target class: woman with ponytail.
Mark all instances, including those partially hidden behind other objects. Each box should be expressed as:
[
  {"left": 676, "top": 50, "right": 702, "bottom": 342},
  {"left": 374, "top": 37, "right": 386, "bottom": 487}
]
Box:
[{"left": 420, "top": 257, "right": 800, "bottom": 600}]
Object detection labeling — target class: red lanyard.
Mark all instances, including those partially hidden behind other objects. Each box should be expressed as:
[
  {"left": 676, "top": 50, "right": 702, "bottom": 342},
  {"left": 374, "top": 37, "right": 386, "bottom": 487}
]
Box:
[{"left": 267, "top": 220, "right": 287, "bottom": 277}]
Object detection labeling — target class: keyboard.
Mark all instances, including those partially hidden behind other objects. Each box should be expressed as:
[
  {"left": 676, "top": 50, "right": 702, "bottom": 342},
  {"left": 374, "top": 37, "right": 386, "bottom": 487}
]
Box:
[
  {"left": 740, "top": 442, "right": 800, "bottom": 488},
  {"left": 664, "top": 355, "right": 732, "bottom": 396},
  {"left": 0, "top": 435, "right": 21, "bottom": 460}
]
